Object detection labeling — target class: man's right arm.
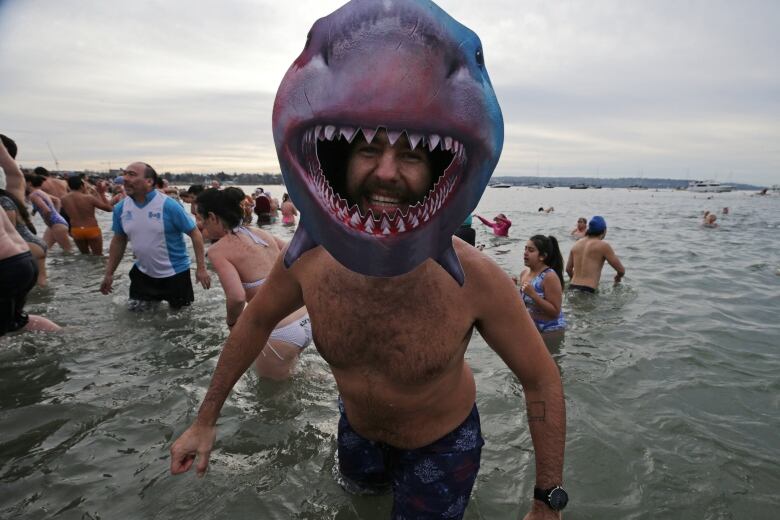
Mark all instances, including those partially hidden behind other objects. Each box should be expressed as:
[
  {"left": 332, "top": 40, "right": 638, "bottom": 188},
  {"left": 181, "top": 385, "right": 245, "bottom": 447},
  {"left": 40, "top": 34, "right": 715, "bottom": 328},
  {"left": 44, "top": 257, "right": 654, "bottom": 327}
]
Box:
[
  {"left": 100, "top": 234, "right": 128, "bottom": 294},
  {"left": 170, "top": 253, "right": 305, "bottom": 477}
]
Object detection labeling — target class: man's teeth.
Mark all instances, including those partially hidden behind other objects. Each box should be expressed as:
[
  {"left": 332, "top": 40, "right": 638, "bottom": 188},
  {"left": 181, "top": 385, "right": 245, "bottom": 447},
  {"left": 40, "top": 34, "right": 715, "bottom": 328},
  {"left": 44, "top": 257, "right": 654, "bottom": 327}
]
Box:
[
  {"left": 313, "top": 125, "right": 463, "bottom": 152},
  {"left": 369, "top": 194, "right": 401, "bottom": 205}
]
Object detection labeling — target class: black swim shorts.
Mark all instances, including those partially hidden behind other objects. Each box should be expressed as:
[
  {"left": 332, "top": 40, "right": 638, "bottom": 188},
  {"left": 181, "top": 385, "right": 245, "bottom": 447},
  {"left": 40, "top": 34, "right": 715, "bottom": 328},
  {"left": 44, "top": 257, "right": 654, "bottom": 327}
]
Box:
[
  {"left": 128, "top": 265, "right": 194, "bottom": 309},
  {"left": 569, "top": 284, "right": 596, "bottom": 294},
  {"left": 0, "top": 251, "right": 38, "bottom": 336}
]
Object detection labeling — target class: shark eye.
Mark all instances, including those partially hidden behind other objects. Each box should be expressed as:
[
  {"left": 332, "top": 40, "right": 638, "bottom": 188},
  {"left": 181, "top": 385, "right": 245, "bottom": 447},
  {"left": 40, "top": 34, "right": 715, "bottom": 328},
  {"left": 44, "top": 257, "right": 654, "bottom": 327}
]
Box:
[{"left": 475, "top": 48, "right": 484, "bottom": 68}]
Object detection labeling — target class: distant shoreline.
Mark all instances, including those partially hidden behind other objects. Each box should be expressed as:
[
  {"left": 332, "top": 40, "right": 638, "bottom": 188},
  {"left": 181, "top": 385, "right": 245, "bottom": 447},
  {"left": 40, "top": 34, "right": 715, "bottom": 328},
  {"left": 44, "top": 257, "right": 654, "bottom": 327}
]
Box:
[{"left": 19, "top": 167, "right": 766, "bottom": 190}]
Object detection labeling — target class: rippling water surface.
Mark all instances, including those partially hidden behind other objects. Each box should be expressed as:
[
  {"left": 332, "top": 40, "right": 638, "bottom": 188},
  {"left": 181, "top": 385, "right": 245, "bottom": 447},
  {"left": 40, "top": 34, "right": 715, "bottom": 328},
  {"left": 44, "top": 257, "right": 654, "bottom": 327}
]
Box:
[{"left": 1, "top": 187, "right": 778, "bottom": 519}]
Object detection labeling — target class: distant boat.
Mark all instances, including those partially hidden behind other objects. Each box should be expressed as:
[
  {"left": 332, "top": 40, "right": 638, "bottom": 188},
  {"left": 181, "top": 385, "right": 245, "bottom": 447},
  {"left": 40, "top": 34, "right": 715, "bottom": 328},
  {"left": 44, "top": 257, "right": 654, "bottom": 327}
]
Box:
[
  {"left": 627, "top": 185, "right": 648, "bottom": 190},
  {"left": 687, "top": 180, "right": 733, "bottom": 193},
  {"left": 769, "top": 184, "right": 780, "bottom": 191},
  {"left": 569, "top": 183, "right": 589, "bottom": 189},
  {"left": 543, "top": 183, "right": 555, "bottom": 188},
  {"left": 490, "top": 183, "right": 512, "bottom": 188},
  {"left": 591, "top": 185, "right": 602, "bottom": 189}
]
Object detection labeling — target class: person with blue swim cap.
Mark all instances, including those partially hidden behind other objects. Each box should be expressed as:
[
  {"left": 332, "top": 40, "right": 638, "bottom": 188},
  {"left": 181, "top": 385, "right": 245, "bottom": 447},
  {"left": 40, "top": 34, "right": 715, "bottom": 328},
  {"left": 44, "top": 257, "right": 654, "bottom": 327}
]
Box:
[{"left": 565, "top": 215, "right": 625, "bottom": 292}]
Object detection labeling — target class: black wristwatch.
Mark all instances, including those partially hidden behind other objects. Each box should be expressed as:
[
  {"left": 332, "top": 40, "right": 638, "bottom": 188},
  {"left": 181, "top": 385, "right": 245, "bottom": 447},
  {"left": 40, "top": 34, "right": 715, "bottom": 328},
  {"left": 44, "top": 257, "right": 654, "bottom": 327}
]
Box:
[{"left": 534, "top": 485, "right": 568, "bottom": 511}]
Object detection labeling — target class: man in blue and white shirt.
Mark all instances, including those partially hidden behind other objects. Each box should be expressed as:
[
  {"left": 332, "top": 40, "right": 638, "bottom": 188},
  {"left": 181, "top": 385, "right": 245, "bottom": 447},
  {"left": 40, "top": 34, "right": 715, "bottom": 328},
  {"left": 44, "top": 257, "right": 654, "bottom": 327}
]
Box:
[{"left": 100, "top": 162, "right": 210, "bottom": 308}]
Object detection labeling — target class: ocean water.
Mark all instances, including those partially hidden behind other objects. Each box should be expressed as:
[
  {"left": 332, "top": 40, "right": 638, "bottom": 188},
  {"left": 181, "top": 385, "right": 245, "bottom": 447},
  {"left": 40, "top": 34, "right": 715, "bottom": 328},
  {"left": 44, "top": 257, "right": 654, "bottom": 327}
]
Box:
[{"left": 1, "top": 187, "right": 778, "bottom": 519}]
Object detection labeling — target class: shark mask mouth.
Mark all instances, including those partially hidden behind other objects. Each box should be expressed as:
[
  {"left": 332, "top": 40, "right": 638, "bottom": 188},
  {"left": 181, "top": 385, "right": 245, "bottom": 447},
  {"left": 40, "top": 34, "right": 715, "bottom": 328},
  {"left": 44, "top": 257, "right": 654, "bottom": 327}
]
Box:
[{"left": 301, "top": 125, "right": 465, "bottom": 236}]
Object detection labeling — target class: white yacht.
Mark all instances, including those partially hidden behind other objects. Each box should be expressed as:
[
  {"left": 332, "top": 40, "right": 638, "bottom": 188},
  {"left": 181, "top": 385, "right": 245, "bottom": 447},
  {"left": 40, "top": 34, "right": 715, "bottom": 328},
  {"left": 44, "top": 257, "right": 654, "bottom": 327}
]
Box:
[{"left": 687, "top": 180, "right": 733, "bottom": 193}]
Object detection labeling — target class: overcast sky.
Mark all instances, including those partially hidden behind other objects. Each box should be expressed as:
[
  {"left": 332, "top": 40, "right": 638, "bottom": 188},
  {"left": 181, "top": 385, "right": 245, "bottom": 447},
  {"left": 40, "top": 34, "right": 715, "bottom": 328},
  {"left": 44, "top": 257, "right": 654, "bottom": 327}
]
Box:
[{"left": 1, "top": 0, "right": 778, "bottom": 184}]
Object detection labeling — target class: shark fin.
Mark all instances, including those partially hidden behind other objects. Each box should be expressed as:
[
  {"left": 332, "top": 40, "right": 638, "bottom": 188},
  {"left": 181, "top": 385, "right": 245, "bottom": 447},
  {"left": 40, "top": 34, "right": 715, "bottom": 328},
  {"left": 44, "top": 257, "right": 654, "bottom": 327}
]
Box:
[
  {"left": 284, "top": 226, "right": 319, "bottom": 269},
  {"left": 435, "top": 246, "right": 465, "bottom": 286}
]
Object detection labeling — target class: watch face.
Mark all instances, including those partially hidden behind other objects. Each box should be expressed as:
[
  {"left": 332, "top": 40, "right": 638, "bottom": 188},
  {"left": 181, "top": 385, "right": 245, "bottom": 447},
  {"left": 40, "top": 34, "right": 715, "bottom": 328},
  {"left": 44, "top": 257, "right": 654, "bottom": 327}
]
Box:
[{"left": 549, "top": 488, "right": 569, "bottom": 510}]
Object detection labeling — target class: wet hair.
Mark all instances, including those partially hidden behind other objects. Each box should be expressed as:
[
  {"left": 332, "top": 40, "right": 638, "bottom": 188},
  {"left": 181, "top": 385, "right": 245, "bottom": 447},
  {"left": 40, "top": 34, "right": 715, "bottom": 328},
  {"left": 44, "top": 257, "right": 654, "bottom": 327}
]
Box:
[
  {"left": 0, "top": 188, "right": 36, "bottom": 234},
  {"left": 0, "top": 134, "right": 18, "bottom": 159},
  {"left": 529, "top": 234, "right": 564, "bottom": 287},
  {"left": 29, "top": 174, "right": 46, "bottom": 188},
  {"left": 67, "top": 175, "right": 84, "bottom": 190},
  {"left": 195, "top": 187, "right": 245, "bottom": 229},
  {"left": 538, "top": 207, "right": 544, "bottom": 212},
  {"left": 187, "top": 184, "right": 205, "bottom": 195},
  {"left": 578, "top": 217, "right": 587, "bottom": 224},
  {"left": 34, "top": 166, "right": 50, "bottom": 177}
]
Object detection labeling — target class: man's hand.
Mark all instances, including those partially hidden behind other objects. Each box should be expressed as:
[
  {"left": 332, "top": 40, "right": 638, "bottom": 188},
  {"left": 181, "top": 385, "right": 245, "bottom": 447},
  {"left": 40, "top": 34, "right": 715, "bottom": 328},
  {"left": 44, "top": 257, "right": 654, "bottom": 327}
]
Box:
[
  {"left": 613, "top": 272, "right": 624, "bottom": 284},
  {"left": 522, "top": 500, "right": 562, "bottom": 519},
  {"left": 170, "top": 423, "right": 217, "bottom": 477},
  {"left": 196, "top": 266, "right": 211, "bottom": 289},
  {"left": 100, "top": 274, "right": 113, "bottom": 294}
]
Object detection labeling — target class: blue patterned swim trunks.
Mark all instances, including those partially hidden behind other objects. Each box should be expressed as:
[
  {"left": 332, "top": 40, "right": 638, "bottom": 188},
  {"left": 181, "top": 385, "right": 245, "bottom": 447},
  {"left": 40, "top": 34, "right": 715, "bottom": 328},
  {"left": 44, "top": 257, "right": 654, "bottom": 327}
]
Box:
[{"left": 337, "top": 399, "right": 484, "bottom": 519}]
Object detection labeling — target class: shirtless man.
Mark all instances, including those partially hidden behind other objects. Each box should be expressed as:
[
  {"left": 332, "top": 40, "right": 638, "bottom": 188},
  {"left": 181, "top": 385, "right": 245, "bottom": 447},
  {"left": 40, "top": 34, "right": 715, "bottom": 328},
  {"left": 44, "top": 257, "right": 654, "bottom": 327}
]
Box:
[
  {"left": 171, "top": 131, "right": 567, "bottom": 519},
  {"left": 60, "top": 175, "right": 113, "bottom": 255},
  {"left": 0, "top": 147, "right": 60, "bottom": 337},
  {"left": 35, "top": 167, "right": 69, "bottom": 200},
  {"left": 565, "top": 215, "right": 625, "bottom": 292}
]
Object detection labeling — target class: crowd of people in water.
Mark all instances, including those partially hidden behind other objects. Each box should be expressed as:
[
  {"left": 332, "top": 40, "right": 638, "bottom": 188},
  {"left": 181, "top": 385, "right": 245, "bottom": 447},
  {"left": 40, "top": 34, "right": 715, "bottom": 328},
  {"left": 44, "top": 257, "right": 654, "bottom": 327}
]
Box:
[
  {"left": 0, "top": 129, "right": 633, "bottom": 345},
  {"left": 5, "top": 130, "right": 742, "bottom": 350}
]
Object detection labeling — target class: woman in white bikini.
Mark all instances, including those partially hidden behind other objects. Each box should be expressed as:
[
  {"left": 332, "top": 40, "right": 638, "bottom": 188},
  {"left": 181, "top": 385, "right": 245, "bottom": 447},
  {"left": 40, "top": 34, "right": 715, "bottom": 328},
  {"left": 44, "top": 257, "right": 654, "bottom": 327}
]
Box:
[{"left": 196, "top": 187, "right": 312, "bottom": 380}]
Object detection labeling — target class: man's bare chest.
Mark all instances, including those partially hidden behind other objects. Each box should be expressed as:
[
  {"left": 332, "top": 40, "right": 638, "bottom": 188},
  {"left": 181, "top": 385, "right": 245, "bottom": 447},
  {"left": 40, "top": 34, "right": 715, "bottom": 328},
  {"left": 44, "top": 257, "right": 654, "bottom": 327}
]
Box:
[{"left": 300, "top": 266, "right": 473, "bottom": 383}]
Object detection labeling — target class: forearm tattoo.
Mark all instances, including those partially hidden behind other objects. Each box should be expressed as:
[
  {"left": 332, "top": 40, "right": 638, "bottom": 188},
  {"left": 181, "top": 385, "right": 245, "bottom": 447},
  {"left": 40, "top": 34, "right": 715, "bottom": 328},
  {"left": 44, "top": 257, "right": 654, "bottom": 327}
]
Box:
[{"left": 527, "top": 401, "right": 546, "bottom": 422}]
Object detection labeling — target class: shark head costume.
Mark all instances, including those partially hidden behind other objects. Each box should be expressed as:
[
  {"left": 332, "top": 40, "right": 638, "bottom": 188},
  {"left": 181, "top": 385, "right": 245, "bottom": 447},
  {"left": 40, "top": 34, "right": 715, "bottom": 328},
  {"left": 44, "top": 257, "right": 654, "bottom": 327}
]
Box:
[{"left": 273, "top": 0, "right": 504, "bottom": 285}]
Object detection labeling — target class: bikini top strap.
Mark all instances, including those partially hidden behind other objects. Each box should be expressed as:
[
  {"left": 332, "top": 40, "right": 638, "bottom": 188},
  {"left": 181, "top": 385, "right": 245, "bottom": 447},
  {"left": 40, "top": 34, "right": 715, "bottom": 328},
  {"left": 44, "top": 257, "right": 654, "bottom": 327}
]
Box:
[{"left": 232, "top": 226, "right": 269, "bottom": 247}]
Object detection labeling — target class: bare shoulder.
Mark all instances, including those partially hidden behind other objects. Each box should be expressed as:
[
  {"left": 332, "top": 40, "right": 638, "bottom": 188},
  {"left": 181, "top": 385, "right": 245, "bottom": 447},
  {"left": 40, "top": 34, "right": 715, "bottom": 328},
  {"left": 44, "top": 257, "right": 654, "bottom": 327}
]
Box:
[
  {"left": 277, "top": 243, "right": 328, "bottom": 283},
  {"left": 254, "top": 228, "right": 281, "bottom": 252},
  {"left": 205, "top": 239, "right": 227, "bottom": 261}
]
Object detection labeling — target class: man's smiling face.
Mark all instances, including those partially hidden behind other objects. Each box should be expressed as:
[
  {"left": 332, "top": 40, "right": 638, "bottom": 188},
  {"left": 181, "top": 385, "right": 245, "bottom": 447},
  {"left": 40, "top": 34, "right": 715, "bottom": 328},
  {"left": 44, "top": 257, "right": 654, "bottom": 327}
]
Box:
[{"left": 345, "top": 129, "right": 433, "bottom": 218}]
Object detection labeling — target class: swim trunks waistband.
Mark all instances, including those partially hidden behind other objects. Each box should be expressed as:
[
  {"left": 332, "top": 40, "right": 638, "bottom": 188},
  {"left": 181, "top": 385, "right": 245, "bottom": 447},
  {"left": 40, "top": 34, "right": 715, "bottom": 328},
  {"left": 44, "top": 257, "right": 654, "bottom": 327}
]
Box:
[{"left": 569, "top": 284, "right": 596, "bottom": 294}]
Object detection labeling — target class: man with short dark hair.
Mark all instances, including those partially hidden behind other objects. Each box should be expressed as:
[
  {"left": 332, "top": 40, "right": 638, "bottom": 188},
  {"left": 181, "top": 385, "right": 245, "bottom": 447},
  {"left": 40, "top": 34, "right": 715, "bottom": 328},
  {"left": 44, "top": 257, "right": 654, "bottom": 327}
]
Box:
[
  {"left": 100, "top": 162, "right": 211, "bottom": 308},
  {"left": 566, "top": 216, "right": 625, "bottom": 292},
  {"left": 61, "top": 175, "right": 113, "bottom": 255}
]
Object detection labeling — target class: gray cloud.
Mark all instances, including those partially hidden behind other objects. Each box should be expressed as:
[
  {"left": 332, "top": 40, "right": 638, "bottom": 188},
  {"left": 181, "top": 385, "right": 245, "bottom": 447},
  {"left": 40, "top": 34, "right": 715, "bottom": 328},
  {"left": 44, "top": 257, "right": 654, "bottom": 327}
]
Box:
[{"left": 1, "top": 0, "right": 778, "bottom": 184}]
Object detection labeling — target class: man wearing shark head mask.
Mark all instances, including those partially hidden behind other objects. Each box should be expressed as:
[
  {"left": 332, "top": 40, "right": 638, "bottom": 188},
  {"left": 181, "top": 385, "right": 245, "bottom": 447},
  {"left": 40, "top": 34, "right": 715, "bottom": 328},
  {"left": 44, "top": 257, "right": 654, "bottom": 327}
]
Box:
[{"left": 171, "top": 1, "right": 566, "bottom": 518}]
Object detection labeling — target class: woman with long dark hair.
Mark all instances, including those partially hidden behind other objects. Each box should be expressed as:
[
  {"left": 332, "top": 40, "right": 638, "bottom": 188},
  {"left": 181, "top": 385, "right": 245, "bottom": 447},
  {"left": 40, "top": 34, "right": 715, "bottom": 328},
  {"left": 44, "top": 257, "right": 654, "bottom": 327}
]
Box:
[
  {"left": 196, "top": 188, "right": 311, "bottom": 380},
  {"left": 517, "top": 234, "right": 566, "bottom": 334}
]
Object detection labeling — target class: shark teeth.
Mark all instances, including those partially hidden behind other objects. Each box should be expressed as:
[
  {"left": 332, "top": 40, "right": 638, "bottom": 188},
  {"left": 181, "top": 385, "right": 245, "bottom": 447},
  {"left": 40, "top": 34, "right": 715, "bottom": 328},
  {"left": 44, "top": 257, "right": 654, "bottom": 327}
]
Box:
[
  {"left": 304, "top": 125, "right": 467, "bottom": 236},
  {"left": 311, "top": 125, "right": 463, "bottom": 152}
]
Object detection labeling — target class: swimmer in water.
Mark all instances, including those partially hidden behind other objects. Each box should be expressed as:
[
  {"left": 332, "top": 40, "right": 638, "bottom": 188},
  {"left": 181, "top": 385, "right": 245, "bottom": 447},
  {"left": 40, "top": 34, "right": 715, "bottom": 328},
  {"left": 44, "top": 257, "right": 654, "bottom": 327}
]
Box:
[
  {"left": 476, "top": 213, "right": 512, "bottom": 237},
  {"left": 518, "top": 235, "right": 566, "bottom": 336},
  {"left": 703, "top": 213, "right": 718, "bottom": 228},
  {"left": 570, "top": 217, "right": 587, "bottom": 239},
  {"left": 566, "top": 216, "right": 625, "bottom": 293},
  {"left": 196, "top": 187, "right": 311, "bottom": 380}
]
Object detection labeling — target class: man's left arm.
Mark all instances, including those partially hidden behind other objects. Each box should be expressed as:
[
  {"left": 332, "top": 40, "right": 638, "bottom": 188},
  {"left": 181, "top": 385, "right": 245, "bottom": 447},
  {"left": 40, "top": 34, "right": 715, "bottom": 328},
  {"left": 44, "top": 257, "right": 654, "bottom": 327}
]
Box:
[
  {"left": 187, "top": 226, "right": 211, "bottom": 289},
  {"left": 473, "top": 262, "right": 565, "bottom": 519},
  {"left": 168, "top": 198, "right": 211, "bottom": 289}
]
